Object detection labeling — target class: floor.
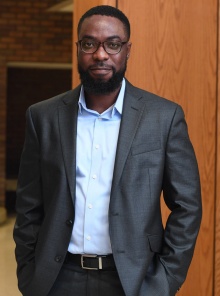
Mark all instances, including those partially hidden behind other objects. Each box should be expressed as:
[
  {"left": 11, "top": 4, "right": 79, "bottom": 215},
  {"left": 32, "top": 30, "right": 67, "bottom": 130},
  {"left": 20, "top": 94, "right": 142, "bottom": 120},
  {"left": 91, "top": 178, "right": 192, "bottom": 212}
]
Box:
[{"left": 0, "top": 216, "right": 21, "bottom": 295}]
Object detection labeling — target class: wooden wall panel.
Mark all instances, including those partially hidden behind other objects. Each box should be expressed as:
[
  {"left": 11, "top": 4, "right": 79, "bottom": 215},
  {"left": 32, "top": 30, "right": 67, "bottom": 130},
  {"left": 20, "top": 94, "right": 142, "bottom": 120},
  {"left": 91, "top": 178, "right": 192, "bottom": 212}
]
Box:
[
  {"left": 215, "top": 2, "right": 220, "bottom": 293},
  {"left": 72, "top": 0, "right": 116, "bottom": 86},
  {"left": 118, "top": 0, "right": 217, "bottom": 295},
  {"left": 215, "top": 95, "right": 220, "bottom": 291}
]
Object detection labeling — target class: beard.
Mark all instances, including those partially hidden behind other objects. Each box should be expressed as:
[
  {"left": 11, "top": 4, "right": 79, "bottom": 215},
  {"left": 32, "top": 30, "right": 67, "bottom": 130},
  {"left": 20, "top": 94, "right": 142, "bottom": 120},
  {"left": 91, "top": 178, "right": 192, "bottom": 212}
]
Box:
[{"left": 78, "top": 62, "right": 127, "bottom": 95}]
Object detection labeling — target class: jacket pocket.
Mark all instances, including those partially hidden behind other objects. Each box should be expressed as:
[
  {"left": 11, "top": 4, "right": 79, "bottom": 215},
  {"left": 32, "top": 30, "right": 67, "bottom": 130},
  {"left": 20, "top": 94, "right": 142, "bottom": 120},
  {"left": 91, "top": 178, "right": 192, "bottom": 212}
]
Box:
[{"left": 147, "top": 234, "right": 163, "bottom": 253}]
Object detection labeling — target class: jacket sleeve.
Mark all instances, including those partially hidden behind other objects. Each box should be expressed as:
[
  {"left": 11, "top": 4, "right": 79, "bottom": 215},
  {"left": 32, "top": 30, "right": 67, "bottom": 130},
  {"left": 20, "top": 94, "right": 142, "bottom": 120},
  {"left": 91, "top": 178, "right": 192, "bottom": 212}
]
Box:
[
  {"left": 13, "top": 106, "right": 44, "bottom": 290},
  {"left": 160, "top": 105, "right": 202, "bottom": 293}
]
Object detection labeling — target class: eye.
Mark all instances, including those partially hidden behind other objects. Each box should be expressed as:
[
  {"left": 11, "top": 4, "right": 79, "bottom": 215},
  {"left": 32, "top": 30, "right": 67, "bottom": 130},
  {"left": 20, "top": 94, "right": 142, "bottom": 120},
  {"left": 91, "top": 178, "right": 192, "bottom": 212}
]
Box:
[
  {"left": 106, "top": 41, "right": 121, "bottom": 50},
  {"left": 82, "top": 40, "right": 95, "bottom": 49}
]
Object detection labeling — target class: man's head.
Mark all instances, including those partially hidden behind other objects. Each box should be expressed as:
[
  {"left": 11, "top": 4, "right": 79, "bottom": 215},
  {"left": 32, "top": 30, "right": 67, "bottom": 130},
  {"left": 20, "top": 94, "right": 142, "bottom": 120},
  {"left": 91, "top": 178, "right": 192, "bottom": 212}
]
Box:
[
  {"left": 76, "top": 5, "right": 131, "bottom": 95},
  {"left": 77, "top": 5, "right": 130, "bottom": 41}
]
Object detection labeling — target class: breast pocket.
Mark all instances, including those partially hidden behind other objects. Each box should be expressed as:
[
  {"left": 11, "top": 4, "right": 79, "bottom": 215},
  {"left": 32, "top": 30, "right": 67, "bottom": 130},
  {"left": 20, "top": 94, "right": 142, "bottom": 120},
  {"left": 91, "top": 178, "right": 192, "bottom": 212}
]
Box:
[
  {"left": 131, "top": 141, "right": 161, "bottom": 156},
  {"left": 128, "top": 142, "right": 162, "bottom": 171}
]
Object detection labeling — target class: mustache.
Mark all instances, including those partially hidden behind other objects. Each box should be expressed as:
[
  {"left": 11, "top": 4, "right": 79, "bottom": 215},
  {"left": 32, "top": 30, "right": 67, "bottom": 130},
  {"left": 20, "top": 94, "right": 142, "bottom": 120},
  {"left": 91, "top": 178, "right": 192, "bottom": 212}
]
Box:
[{"left": 89, "top": 62, "right": 114, "bottom": 70}]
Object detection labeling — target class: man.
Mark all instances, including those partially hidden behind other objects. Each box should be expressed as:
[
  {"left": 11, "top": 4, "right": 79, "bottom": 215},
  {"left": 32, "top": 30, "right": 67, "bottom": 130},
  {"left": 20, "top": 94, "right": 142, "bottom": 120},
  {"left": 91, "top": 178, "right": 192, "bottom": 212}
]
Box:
[{"left": 14, "top": 5, "right": 202, "bottom": 296}]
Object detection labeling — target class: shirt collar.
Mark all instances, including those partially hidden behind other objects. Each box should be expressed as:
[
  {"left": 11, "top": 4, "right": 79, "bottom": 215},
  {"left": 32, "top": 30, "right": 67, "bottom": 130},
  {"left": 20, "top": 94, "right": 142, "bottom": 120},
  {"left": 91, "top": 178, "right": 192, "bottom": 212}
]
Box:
[{"left": 78, "top": 78, "right": 126, "bottom": 116}]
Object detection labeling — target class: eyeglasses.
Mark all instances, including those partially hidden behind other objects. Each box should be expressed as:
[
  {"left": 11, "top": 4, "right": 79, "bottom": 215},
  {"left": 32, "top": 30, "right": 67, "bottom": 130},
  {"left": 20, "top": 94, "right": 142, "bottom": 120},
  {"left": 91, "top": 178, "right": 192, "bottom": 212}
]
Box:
[{"left": 77, "top": 39, "right": 128, "bottom": 55}]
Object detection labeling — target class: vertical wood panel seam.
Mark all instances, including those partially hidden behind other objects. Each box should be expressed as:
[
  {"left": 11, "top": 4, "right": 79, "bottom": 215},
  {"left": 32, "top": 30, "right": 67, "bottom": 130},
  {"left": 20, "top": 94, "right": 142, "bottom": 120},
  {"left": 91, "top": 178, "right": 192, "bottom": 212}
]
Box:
[{"left": 215, "top": 0, "right": 220, "bottom": 295}]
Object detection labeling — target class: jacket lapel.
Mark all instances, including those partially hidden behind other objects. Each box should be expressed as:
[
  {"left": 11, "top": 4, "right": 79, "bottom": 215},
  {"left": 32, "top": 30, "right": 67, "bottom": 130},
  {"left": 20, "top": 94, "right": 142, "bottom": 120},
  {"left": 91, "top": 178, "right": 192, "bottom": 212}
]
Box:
[
  {"left": 58, "top": 86, "right": 81, "bottom": 204},
  {"left": 111, "top": 81, "right": 146, "bottom": 189}
]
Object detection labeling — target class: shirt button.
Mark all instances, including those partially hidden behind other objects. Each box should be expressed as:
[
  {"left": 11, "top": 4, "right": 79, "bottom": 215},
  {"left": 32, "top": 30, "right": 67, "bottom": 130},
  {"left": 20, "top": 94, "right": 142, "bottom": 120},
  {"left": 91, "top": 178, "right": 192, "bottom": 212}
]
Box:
[
  {"left": 88, "top": 204, "right": 93, "bottom": 209},
  {"left": 95, "top": 144, "right": 100, "bottom": 149},
  {"left": 92, "top": 174, "right": 97, "bottom": 179},
  {"left": 86, "top": 235, "right": 91, "bottom": 241}
]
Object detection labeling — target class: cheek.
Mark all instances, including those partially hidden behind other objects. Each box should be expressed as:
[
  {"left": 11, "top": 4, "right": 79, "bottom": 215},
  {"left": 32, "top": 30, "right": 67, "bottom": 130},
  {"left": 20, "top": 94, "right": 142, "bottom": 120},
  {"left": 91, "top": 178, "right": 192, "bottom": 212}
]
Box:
[
  {"left": 115, "top": 56, "right": 127, "bottom": 70},
  {"left": 78, "top": 53, "right": 91, "bottom": 69}
]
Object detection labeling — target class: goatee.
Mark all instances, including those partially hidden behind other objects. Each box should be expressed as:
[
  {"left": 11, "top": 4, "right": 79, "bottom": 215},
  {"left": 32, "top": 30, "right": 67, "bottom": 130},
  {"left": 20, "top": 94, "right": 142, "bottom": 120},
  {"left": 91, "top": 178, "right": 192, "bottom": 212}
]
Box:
[{"left": 78, "top": 62, "right": 127, "bottom": 95}]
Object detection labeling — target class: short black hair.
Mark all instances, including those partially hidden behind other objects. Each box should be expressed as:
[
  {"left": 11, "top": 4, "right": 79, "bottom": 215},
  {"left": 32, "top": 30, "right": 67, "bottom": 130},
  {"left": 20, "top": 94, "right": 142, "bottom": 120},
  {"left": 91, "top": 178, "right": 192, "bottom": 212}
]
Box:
[{"left": 77, "top": 5, "right": 130, "bottom": 40}]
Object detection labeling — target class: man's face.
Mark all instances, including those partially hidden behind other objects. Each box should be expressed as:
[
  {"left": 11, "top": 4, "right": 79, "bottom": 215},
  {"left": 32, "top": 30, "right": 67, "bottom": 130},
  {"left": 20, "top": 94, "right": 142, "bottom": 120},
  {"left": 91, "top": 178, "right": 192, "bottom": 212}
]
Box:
[{"left": 77, "top": 15, "right": 131, "bottom": 95}]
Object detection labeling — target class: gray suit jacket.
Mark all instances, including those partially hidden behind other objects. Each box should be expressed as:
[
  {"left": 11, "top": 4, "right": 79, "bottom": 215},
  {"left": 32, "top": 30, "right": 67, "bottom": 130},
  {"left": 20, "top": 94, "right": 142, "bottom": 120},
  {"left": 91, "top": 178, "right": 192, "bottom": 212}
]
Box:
[{"left": 14, "top": 80, "right": 202, "bottom": 296}]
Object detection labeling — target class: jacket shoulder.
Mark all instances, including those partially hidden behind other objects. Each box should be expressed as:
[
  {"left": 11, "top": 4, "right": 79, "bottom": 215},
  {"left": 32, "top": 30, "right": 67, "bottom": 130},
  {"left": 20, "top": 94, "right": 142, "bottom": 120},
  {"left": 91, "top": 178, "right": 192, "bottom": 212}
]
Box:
[
  {"left": 125, "top": 80, "right": 180, "bottom": 110},
  {"left": 28, "top": 85, "right": 81, "bottom": 114}
]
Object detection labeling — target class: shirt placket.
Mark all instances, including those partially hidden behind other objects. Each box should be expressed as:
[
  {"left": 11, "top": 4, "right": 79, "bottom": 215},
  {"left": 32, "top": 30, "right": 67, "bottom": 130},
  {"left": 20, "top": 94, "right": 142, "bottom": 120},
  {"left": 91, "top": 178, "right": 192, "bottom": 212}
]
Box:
[{"left": 83, "top": 115, "right": 103, "bottom": 252}]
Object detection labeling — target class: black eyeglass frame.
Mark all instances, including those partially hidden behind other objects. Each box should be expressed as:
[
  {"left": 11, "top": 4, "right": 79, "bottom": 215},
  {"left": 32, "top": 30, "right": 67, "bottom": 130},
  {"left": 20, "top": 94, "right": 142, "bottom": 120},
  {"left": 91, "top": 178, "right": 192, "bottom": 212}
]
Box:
[{"left": 76, "top": 40, "right": 129, "bottom": 55}]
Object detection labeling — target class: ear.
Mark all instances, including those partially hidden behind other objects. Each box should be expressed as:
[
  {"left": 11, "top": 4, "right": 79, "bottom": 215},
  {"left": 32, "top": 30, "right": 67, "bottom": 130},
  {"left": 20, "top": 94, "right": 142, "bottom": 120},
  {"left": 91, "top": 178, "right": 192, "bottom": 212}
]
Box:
[
  {"left": 75, "top": 42, "right": 80, "bottom": 55},
  {"left": 126, "top": 42, "right": 132, "bottom": 59}
]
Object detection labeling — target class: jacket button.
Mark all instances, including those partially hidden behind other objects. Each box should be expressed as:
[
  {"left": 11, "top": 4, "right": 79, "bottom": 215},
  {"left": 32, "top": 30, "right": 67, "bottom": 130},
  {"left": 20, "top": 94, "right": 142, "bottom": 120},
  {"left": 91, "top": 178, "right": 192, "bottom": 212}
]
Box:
[
  {"left": 55, "top": 256, "right": 62, "bottom": 262},
  {"left": 66, "top": 219, "right": 73, "bottom": 226}
]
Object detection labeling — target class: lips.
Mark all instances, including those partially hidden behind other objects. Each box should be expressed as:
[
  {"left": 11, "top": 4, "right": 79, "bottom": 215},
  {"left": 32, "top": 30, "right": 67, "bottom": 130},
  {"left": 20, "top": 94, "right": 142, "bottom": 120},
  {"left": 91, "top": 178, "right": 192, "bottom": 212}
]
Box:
[
  {"left": 89, "top": 66, "right": 112, "bottom": 76},
  {"left": 90, "top": 66, "right": 112, "bottom": 70},
  {"left": 89, "top": 64, "right": 112, "bottom": 70}
]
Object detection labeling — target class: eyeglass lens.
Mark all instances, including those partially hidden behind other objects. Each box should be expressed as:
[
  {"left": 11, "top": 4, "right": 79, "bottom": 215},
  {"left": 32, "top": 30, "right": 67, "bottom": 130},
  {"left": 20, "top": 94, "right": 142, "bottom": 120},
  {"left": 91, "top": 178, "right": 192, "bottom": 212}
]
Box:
[{"left": 80, "top": 40, "right": 125, "bottom": 54}]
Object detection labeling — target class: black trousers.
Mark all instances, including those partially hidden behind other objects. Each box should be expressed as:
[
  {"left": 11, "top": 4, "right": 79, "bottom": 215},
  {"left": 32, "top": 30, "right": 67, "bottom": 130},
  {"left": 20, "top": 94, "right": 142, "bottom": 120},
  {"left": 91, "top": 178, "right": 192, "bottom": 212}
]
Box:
[{"left": 48, "top": 257, "right": 126, "bottom": 296}]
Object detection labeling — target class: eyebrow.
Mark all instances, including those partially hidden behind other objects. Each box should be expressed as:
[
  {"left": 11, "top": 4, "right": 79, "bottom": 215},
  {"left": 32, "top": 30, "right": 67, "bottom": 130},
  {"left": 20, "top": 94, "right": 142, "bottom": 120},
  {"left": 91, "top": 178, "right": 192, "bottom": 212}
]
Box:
[{"left": 80, "top": 35, "right": 123, "bottom": 41}]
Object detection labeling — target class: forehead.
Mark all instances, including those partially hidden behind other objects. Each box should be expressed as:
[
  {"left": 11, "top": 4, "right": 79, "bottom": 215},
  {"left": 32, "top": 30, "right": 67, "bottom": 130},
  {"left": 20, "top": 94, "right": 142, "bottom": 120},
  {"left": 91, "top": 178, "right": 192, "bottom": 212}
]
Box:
[{"left": 78, "top": 15, "right": 127, "bottom": 40}]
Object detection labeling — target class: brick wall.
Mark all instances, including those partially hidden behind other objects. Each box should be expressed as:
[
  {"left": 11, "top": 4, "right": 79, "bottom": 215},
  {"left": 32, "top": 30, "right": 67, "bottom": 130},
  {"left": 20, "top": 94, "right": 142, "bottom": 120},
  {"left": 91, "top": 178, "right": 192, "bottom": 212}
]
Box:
[{"left": 0, "top": 0, "right": 73, "bottom": 207}]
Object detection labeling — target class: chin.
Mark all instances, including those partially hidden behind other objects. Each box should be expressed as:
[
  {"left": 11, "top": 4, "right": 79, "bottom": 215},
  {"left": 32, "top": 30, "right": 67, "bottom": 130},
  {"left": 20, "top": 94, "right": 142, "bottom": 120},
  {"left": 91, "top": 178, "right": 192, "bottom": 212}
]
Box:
[{"left": 78, "top": 63, "right": 127, "bottom": 94}]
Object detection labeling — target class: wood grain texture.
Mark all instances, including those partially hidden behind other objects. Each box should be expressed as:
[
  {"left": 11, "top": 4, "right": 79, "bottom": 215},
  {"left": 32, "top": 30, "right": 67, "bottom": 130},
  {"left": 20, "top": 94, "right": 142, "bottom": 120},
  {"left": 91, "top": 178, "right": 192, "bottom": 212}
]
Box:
[
  {"left": 215, "top": 2, "right": 220, "bottom": 294},
  {"left": 118, "top": 0, "right": 217, "bottom": 295},
  {"left": 72, "top": 0, "right": 116, "bottom": 87}
]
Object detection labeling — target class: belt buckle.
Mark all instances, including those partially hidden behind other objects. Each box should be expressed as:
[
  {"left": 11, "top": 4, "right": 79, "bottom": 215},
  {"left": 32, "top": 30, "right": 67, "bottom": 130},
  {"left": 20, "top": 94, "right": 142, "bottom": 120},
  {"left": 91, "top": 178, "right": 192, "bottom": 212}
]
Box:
[{"left": 81, "top": 254, "right": 103, "bottom": 270}]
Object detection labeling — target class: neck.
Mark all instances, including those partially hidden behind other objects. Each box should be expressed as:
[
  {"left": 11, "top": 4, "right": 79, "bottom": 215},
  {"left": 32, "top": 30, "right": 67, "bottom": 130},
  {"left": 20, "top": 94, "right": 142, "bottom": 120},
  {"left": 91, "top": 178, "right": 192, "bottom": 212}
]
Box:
[{"left": 84, "top": 87, "right": 121, "bottom": 114}]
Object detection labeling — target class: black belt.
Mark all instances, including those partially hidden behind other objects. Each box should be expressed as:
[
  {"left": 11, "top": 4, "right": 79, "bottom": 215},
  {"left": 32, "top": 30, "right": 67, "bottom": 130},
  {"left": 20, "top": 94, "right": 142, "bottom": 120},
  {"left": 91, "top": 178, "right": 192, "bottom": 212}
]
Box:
[{"left": 66, "top": 252, "right": 116, "bottom": 270}]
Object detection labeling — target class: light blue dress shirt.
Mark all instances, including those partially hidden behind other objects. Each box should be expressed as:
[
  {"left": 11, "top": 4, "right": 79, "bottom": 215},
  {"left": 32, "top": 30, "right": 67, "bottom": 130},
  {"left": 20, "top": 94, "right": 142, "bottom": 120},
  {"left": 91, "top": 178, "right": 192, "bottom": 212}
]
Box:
[{"left": 68, "top": 79, "right": 126, "bottom": 255}]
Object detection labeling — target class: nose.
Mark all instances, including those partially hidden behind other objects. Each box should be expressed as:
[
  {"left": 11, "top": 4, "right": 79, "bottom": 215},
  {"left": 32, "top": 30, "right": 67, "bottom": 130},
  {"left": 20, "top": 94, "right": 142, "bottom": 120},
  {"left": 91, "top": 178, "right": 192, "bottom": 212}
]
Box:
[{"left": 93, "top": 44, "right": 109, "bottom": 60}]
